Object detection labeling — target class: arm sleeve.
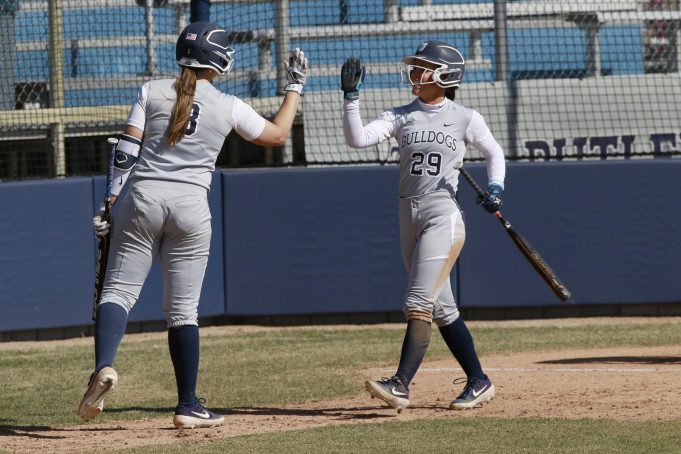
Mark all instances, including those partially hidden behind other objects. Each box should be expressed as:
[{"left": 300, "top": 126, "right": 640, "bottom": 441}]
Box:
[
  {"left": 110, "top": 134, "right": 142, "bottom": 197},
  {"left": 466, "top": 111, "right": 506, "bottom": 188},
  {"left": 110, "top": 84, "right": 149, "bottom": 198},
  {"left": 342, "top": 99, "right": 396, "bottom": 148},
  {"left": 111, "top": 168, "right": 129, "bottom": 197},
  {"left": 125, "top": 82, "right": 149, "bottom": 131},
  {"left": 231, "top": 97, "right": 267, "bottom": 141}
]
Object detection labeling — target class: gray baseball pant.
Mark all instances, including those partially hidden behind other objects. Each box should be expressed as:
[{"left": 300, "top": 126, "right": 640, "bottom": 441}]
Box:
[
  {"left": 100, "top": 180, "right": 211, "bottom": 327},
  {"left": 399, "top": 190, "right": 465, "bottom": 326}
]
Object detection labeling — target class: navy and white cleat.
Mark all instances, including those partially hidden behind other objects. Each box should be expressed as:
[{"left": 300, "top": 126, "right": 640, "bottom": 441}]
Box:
[
  {"left": 173, "top": 398, "right": 224, "bottom": 429},
  {"left": 449, "top": 375, "right": 495, "bottom": 410},
  {"left": 365, "top": 375, "right": 410, "bottom": 413}
]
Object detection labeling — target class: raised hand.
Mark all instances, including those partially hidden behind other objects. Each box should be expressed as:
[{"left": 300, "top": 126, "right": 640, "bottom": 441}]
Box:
[
  {"left": 341, "top": 57, "right": 365, "bottom": 101},
  {"left": 283, "top": 48, "right": 308, "bottom": 94}
]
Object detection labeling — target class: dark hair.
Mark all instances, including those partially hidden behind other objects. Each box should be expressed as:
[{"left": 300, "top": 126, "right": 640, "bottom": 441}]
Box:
[
  {"left": 445, "top": 86, "right": 457, "bottom": 101},
  {"left": 167, "top": 67, "right": 197, "bottom": 146}
]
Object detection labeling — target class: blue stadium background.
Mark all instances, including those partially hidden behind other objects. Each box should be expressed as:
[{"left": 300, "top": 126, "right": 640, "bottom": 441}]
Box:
[{"left": 12, "top": 0, "right": 644, "bottom": 105}]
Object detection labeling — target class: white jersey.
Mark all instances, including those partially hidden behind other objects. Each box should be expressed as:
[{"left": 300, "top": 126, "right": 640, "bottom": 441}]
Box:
[
  {"left": 343, "top": 97, "right": 505, "bottom": 198},
  {"left": 125, "top": 79, "right": 266, "bottom": 190}
]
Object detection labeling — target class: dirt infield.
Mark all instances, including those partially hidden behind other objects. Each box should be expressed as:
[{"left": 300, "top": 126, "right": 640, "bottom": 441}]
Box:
[{"left": 1, "top": 319, "right": 680, "bottom": 453}]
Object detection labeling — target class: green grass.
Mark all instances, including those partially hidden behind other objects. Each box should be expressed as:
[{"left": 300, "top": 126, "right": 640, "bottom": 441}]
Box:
[
  {"left": 470, "top": 323, "right": 681, "bottom": 356},
  {"left": 122, "top": 418, "right": 681, "bottom": 454},
  {"left": 1, "top": 321, "right": 680, "bottom": 429}
]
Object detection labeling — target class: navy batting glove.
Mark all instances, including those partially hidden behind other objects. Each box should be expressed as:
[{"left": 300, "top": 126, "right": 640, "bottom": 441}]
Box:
[
  {"left": 341, "top": 57, "right": 365, "bottom": 101},
  {"left": 477, "top": 183, "right": 503, "bottom": 213}
]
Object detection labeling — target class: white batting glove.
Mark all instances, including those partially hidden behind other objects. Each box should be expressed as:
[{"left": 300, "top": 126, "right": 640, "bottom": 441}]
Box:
[
  {"left": 283, "top": 48, "right": 308, "bottom": 94},
  {"left": 93, "top": 214, "right": 111, "bottom": 239}
]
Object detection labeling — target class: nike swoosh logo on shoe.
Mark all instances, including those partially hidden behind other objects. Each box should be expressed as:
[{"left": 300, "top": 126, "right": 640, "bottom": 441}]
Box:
[
  {"left": 191, "top": 410, "right": 210, "bottom": 418},
  {"left": 391, "top": 387, "right": 407, "bottom": 396},
  {"left": 472, "top": 385, "right": 488, "bottom": 397}
]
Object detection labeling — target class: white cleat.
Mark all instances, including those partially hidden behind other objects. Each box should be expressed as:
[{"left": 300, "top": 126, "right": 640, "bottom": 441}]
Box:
[{"left": 78, "top": 367, "right": 118, "bottom": 420}]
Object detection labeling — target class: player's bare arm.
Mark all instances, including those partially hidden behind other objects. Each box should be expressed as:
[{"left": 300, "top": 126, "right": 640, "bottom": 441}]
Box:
[{"left": 253, "top": 48, "right": 308, "bottom": 147}]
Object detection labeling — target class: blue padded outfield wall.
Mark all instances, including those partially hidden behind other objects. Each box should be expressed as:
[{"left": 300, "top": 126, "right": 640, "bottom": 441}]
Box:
[
  {"left": 222, "top": 167, "right": 405, "bottom": 316},
  {"left": 1, "top": 160, "right": 680, "bottom": 331},
  {"left": 457, "top": 160, "right": 681, "bottom": 307}
]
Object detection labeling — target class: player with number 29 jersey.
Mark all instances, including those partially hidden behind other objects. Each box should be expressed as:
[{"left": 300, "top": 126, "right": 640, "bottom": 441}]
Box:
[
  {"left": 344, "top": 97, "right": 505, "bottom": 197},
  {"left": 341, "top": 40, "right": 504, "bottom": 414}
]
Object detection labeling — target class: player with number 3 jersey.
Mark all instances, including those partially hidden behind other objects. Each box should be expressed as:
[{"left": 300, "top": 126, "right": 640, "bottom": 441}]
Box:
[
  {"left": 79, "top": 21, "right": 308, "bottom": 429},
  {"left": 341, "top": 40, "right": 505, "bottom": 412}
]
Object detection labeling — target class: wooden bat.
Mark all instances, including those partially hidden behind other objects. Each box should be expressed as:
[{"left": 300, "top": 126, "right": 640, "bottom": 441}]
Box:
[
  {"left": 458, "top": 167, "right": 572, "bottom": 302},
  {"left": 92, "top": 137, "right": 118, "bottom": 320}
]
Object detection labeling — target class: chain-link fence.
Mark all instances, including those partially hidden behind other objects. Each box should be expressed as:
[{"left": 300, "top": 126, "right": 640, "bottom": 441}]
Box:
[{"left": 1, "top": 0, "right": 680, "bottom": 181}]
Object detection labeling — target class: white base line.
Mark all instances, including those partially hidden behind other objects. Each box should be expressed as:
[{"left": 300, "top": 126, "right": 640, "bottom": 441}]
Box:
[{"left": 419, "top": 367, "right": 681, "bottom": 373}]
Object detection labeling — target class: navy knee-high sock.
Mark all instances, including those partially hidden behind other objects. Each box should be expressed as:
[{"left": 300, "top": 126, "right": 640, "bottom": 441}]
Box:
[
  {"left": 395, "top": 320, "right": 432, "bottom": 387},
  {"left": 94, "top": 303, "right": 128, "bottom": 373},
  {"left": 168, "top": 325, "right": 200, "bottom": 408},
  {"left": 438, "top": 317, "right": 485, "bottom": 380}
]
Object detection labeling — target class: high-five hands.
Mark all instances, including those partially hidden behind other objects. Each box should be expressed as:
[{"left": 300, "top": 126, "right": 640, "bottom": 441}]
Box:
[
  {"left": 341, "top": 58, "right": 365, "bottom": 101},
  {"left": 283, "top": 48, "right": 308, "bottom": 94}
]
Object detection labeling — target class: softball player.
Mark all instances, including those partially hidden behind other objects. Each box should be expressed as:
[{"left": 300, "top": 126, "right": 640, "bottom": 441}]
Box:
[
  {"left": 79, "top": 21, "right": 308, "bottom": 429},
  {"left": 341, "top": 40, "right": 505, "bottom": 412}
]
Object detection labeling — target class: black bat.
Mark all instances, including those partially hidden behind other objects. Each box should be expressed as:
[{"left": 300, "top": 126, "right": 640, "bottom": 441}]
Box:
[
  {"left": 92, "top": 137, "right": 118, "bottom": 320},
  {"left": 459, "top": 167, "right": 572, "bottom": 302}
]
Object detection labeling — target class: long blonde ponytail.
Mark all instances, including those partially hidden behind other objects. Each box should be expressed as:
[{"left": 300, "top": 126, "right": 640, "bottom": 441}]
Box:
[{"left": 167, "top": 67, "right": 197, "bottom": 146}]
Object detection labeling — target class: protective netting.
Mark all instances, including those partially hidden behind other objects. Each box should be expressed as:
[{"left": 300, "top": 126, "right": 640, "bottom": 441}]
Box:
[{"left": 1, "top": 0, "right": 680, "bottom": 180}]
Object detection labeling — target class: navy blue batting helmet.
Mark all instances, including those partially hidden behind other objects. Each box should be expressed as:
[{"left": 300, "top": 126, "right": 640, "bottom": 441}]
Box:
[
  {"left": 402, "top": 40, "right": 465, "bottom": 88},
  {"left": 176, "top": 21, "right": 235, "bottom": 75}
]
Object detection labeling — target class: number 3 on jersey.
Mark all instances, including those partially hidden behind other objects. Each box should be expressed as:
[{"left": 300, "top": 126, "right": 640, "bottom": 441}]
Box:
[
  {"left": 186, "top": 103, "right": 201, "bottom": 136},
  {"left": 410, "top": 152, "right": 442, "bottom": 176}
]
